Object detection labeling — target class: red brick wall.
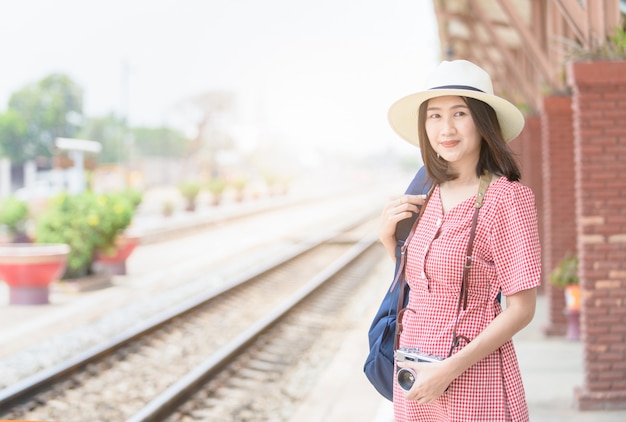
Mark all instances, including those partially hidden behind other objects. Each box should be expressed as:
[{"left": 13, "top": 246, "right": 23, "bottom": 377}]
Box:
[
  {"left": 568, "top": 60, "right": 626, "bottom": 411},
  {"left": 541, "top": 95, "right": 576, "bottom": 336}
]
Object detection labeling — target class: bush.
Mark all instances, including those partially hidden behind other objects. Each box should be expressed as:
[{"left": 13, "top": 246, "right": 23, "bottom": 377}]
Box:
[
  {"left": 0, "top": 197, "right": 29, "bottom": 236},
  {"left": 207, "top": 178, "right": 227, "bottom": 205},
  {"left": 207, "top": 179, "right": 227, "bottom": 195},
  {"left": 178, "top": 182, "right": 201, "bottom": 200},
  {"left": 35, "top": 192, "right": 136, "bottom": 278},
  {"left": 122, "top": 188, "right": 143, "bottom": 209}
]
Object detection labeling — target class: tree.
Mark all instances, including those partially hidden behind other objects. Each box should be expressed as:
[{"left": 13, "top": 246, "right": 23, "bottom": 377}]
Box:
[
  {"left": 6, "top": 73, "right": 84, "bottom": 166},
  {"left": 78, "top": 113, "right": 126, "bottom": 164},
  {"left": 0, "top": 110, "right": 28, "bottom": 162},
  {"left": 131, "top": 126, "right": 190, "bottom": 158},
  {"left": 178, "top": 91, "right": 234, "bottom": 178}
]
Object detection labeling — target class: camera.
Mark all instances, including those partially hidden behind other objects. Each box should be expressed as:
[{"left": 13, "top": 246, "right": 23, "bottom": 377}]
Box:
[{"left": 395, "top": 348, "right": 442, "bottom": 392}]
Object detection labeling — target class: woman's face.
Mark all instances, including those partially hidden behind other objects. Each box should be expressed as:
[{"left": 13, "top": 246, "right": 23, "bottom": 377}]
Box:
[{"left": 424, "top": 95, "right": 482, "bottom": 169}]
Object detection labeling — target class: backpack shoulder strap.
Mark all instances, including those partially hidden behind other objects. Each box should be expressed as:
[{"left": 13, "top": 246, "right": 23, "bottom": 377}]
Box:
[{"left": 394, "top": 166, "right": 434, "bottom": 250}]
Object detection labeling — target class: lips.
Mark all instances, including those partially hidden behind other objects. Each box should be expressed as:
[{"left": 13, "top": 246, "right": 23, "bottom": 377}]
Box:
[{"left": 440, "top": 140, "right": 460, "bottom": 148}]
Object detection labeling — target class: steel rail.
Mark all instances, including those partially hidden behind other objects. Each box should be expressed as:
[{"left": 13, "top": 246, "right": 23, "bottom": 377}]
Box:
[
  {"left": 126, "top": 234, "right": 378, "bottom": 422},
  {"left": 0, "top": 210, "right": 375, "bottom": 411}
]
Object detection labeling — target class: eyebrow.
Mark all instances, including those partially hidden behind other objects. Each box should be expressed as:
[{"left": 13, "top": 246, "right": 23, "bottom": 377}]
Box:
[{"left": 426, "top": 103, "right": 469, "bottom": 111}]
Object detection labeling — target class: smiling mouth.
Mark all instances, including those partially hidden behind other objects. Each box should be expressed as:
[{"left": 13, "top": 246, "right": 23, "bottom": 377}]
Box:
[{"left": 440, "top": 140, "right": 460, "bottom": 148}]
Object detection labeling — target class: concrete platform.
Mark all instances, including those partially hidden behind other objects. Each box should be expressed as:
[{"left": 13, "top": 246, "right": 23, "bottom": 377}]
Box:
[{"left": 289, "top": 257, "right": 626, "bottom": 422}]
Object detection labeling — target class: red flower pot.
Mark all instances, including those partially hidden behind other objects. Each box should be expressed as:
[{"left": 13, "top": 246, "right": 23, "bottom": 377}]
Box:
[
  {"left": 94, "top": 235, "right": 140, "bottom": 275},
  {"left": 0, "top": 243, "right": 70, "bottom": 305}
]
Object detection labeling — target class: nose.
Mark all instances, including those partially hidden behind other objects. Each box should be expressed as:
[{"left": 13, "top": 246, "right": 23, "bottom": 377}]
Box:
[{"left": 442, "top": 116, "right": 457, "bottom": 135}]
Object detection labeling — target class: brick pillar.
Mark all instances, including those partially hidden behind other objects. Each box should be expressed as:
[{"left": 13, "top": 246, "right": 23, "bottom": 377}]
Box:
[
  {"left": 540, "top": 95, "right": 576, "bottom": 336},
  {"left": 568, "top": 60, "right": 626, "bottom": 411}
]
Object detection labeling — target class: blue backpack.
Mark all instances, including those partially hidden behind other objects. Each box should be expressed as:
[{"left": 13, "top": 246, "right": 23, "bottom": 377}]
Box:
[{"left": 363, "top": 166, "right": 433, "bottom": 401}]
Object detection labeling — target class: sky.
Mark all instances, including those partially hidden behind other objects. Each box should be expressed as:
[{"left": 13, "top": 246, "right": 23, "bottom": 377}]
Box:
[{"left": 0, "top": 0, "right": 441, "bottom": 157}]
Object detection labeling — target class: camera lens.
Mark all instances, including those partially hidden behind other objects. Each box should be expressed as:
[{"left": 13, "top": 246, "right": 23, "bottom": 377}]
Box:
[{"left": 397, "top": 368, "right": 416, "bottom": 392}]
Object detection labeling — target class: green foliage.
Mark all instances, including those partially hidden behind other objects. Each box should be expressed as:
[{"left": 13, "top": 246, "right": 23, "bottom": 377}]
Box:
[
  {"left": 1, "top": 72, "right": 192, "bottom": 166},
  {"left": 231, "top": 178, "right": 247, "bottom": 191},
  {"left": 0, "top": 197, "right": 29, "bottom": 234},
  {"left": 178, "top": 181, "right": 201, "bottom": 199},
  {"left": 78, "top": 113, "right": 126, "bottom": 164},
  {"left": 206, "top": 178, "right": 227, "bottom": 196},
  {"left": 549, "top": 255, "right": 579, "bottom": 288},
  {"left": 564, "top": 26, "right": 626, "bottom": 62},
  {"left": 121, "top": 188, "right": 143, "bottom": 209},
  {"left": 0, "top": 110, "right": 28, "bottom": 161},
  {"left": 35, "top": 192, "right": 136, "bottom": 278},
  {"left": 131, "top": 126, "right": 190, "bottom": 158},
  {"left": 162, "top": 200, "right": 175, "bottom": 216},
  {"left": 7, "top": 73, "right": 84, "bottom": 164},
  {"left": 610, "top": 26, "right": 626, "bottom": 57}
]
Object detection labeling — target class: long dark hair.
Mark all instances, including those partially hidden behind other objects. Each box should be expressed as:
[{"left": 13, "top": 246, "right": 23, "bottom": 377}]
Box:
[{"left": 418, "top": 96, "right": 521, "bottom": 184}]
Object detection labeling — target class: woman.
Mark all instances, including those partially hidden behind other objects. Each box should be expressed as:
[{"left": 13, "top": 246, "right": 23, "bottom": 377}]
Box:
[{"left": 380, "top": 60, "right": 541, "bottom": 421}]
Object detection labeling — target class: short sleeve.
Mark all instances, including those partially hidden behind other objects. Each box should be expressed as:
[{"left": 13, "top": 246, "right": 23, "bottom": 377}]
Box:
[{"left": 490, "top": 183, "right": 542, "bottom": 296}]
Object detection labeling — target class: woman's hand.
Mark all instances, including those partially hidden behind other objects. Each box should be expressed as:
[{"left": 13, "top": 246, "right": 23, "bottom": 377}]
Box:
[
  {"left": 396, "top": 360, "right": 453, "bottom": 404},
  {"left": 379, "top": 194, "right": 428, "bottom": 259}
]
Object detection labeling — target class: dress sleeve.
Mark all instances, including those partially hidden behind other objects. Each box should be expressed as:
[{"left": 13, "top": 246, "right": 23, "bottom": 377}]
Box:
[{"left": 490, "top": 183, "right": 542, "bottom": 296}]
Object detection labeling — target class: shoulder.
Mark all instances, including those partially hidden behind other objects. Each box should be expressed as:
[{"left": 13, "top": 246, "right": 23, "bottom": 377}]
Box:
[
  {"left": 481, "top": 178, "right": 538, "bottom": 227},
  {"left": 486, "top": 177, "right": 536, "bottom": 206}
]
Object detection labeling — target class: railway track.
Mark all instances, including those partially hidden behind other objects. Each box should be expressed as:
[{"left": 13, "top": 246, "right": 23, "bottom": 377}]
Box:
[{"left": 0, "top": 214, "right": 384, "bottom": 421}]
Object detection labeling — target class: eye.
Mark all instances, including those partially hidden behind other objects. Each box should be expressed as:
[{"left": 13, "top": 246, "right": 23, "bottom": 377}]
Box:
[
  {"left": 428, "top": 113, "right": 440, "bottom": 119},
  {"left": 454, "top": 111, "right": 467, "bottom": 117}
]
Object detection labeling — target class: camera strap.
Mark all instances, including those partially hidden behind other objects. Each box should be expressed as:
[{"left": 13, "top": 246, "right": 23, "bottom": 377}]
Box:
[
  {"left": 394, "top": 171, "right": 492, "bottom": 355},
  {"left": 447, "top": 170, "right": 491, "bottom": 357}
]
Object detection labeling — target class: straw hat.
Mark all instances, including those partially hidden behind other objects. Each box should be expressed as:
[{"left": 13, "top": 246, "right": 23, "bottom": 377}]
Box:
[{"left": 388, "top": 60, "right": 525, "bottom": 146}]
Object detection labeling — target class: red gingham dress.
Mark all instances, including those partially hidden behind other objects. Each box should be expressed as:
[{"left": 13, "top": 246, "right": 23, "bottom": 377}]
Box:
[{"left": 393, "top": 177, "right": 541, "bottom": 422}]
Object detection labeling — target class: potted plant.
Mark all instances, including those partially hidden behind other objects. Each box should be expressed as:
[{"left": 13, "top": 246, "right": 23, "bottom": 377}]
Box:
[
  {"left": 91, "top": 191, "right": 140, "bottom": 275},
  {"left": 549, "top": 254, "right": 580, "bottom": 340},
  {"left": 122, "top": 188, "right": 143, "bottom": 210},
  {"left": 231, "top": 178, "right": 247, "bottom": 202},
  {"left": 0, "top": 242, "right": 70, "bottom": 304},
  {"left": 35, "top": 191, "right": 137, "bottom": 281},
  {"left": 207, "top": 178, "right": 227, "bottom": 206},
  {"left": 0, "top": 197, "right": 31, "bottom": 242},
  {"left": 179, "top": 181, "right": 201, "bottom": 211},
  {"left": 162, "top": 199, "right": 175, "bottom": 217}
]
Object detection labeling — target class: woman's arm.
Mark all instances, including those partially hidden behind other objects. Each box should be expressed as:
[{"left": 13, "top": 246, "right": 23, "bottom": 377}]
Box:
[{"left": 398, "top": 287, "right": 537, "bottom": 403}]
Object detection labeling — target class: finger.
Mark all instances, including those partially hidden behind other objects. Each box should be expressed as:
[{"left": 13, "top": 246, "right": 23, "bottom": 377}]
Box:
[{"left": 405, "top": 194, "right": 428, "bottom": 205}]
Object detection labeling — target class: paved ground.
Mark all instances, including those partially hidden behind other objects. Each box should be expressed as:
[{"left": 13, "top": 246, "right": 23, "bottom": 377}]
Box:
[{"left": 289, "top": 256, "right": 626, "bottom": 422}]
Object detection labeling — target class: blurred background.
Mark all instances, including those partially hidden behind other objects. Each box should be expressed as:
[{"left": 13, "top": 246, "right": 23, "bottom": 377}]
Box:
[{"left": 0, "top": 0, "right": 439, "bottom": 203}]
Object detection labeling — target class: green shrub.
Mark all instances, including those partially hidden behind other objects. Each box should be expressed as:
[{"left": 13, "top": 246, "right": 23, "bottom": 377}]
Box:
[
  {"left": 178, "top": 182, "right": 201, "bottom": 199},
  {"left": 35, "top": 192, "right": 135, "bottom": 278},
  {"left": 206, "top": 178, "right": 227, "bottom": 196},
  {"left": 121, "top": 188, "right": 143, "bottom": 209},
  {"left": 0, "top": 197, "right": 29, "bottom": 235}
]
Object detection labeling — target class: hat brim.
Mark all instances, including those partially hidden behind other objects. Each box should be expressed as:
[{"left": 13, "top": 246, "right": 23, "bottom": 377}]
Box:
[{"left": 388, "top": 89, "right": 525, "bottom": 146}]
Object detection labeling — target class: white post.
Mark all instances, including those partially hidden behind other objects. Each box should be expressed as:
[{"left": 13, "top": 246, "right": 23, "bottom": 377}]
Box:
[
  {"left": 55, "top": 138, "right": 101, "bottom": 194},
  {"left": 24, "top": 160, "right": 36, "bottom": 190},
  {"left": 68, "top": 150, "right": 85, "bottom": 193}
]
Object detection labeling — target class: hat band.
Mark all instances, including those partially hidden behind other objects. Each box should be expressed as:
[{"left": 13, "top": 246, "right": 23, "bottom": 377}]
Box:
[{"left": 429, "top": 85, "right": 485, "bottom": 93}]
